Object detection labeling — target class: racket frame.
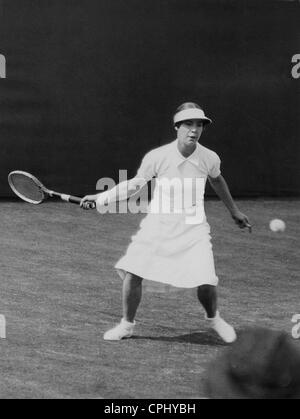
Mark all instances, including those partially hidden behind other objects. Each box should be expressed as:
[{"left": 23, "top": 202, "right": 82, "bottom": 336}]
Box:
[
  {"left": 8, "top": 170, "right": 48, "bottom": 204},
  {"left": 8, "top": 170, "right": 94, "bottom": 208}
]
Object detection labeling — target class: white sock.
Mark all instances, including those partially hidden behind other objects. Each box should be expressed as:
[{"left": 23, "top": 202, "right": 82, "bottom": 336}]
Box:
[
  {"left": 205, "top": 311, "right": 220, "bottom": 323},
  {"left": 121, "top": 318, "right": 135, "bottom": 327}
]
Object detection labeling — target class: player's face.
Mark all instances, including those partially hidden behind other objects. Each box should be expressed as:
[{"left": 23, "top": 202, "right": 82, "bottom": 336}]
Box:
[{"left": 177, "top": 119, "right": 204, "bottom": 147}]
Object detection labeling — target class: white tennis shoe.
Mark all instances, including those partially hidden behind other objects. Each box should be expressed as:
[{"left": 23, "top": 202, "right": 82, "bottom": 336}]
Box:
[
  {"left": 103, "top": 318, "right": 135, "bottom": 341},
  {"left": 206, "top": 311, "right": 237, "bottom": 343}
]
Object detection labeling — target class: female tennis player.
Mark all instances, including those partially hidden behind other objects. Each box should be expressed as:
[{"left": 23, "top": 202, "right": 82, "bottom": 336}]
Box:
[{"left": 81, "top": 102, "right": 251, "bottom": 343}]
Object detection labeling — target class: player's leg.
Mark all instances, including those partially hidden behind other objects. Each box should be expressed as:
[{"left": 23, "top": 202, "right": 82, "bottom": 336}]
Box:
[
  {"left": 123, "top": 272, "right": 143, "bottom": 322},
  {"left": 197, "top": 284, "right": 217, "bottom": 318},
  {"left": 197, "top": 285, "right": 236, "bottom": 343},
  {"left": 104, "top": 272, "right": 143, "bottom": 341}
]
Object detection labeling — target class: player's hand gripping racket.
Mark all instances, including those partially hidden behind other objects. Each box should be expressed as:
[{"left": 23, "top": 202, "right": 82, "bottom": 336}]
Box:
[{"left": 8, "top": 171, "right": 96, "bottom": 209}]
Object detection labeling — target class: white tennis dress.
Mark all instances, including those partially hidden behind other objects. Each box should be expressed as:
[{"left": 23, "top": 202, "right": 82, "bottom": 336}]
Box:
[{"left": 115, "top": 140, "right": 221, "bottom": 288}]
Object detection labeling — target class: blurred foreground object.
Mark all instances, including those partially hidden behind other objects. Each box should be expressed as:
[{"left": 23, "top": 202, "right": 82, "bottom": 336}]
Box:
[{"left": 205, "top": 328, "right": 300, "bottom": 399}]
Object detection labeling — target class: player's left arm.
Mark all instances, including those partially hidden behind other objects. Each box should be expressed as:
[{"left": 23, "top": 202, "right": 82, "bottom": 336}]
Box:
[{"left": 208, "top": 174, "right": 252, "bottom": 231}]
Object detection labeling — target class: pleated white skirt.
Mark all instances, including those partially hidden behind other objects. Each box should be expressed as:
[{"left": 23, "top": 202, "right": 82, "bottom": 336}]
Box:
[{"left": 115, "top": 212, "right": 219, "bottom": 288}]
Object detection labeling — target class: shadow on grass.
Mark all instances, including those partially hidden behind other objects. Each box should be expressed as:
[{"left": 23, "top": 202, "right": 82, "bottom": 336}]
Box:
[{"left": 131, "top": 332, "right": 226, "bottom": 346}]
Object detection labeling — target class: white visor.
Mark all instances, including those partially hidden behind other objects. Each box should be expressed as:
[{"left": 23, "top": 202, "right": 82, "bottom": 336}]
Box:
[{"left": 173, "top": 108, "right": 212, "bottom": 125}]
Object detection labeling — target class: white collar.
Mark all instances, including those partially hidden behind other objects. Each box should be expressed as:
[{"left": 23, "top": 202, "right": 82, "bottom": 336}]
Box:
[{"left": 172, "top": 140, "right": 200, "bottom": 167}]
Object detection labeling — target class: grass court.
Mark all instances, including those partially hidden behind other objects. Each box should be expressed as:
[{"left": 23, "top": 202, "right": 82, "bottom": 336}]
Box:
[{"left": 0, "top": 199, "right": 299, "bottom": 398}]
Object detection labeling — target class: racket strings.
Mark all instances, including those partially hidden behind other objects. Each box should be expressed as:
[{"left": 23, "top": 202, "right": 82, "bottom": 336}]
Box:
[{"left": 9, "top": 173, "right": 45, "bottom": 204}]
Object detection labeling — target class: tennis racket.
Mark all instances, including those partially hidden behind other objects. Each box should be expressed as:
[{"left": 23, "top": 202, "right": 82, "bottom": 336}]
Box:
[{"left": 8, "top": 171, "right": 95, "bottom": 209}]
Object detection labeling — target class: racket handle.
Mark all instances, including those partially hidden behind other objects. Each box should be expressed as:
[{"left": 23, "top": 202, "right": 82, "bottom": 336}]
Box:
[
  {"left": 60, "top": 194, "right": 96, "bottom": 209},
  {"left": 63, "top": 195, "right": 81, "bottom": 204}
]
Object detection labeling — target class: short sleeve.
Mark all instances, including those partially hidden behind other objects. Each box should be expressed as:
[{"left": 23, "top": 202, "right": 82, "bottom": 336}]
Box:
[
  {"left": 136, "top": 151, "right": 157, "bottom": 181},
  {"left": 208, "top": 153, "right": 221, "bottom": 178}
]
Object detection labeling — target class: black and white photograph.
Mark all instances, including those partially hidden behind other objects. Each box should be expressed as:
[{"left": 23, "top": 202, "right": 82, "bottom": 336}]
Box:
[{"left": 0, "top": 0, "right": 299, "bottom": 402}]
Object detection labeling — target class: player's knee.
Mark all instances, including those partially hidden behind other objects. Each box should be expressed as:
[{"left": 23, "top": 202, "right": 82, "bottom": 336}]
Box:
[{"left": 125, "top": 273, "right": 143, "bottom": 288}]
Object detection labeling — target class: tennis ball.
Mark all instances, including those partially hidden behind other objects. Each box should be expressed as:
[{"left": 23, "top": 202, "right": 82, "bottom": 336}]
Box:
[{"left": 269, "top": 219, "right": 286, "bottom": 233}]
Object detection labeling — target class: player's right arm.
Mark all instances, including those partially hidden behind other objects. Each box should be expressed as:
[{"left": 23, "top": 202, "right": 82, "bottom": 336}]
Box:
[
  {"left": 80, "top": 177, "right": 147, "bottom": 209},
  {"left": 81, "top": 149, "right": 157, "bottom": 209}
]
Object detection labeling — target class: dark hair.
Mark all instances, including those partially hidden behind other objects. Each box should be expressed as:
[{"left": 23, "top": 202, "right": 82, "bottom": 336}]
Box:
[{"left": 205, "top": 328, "right": 300, "bottom": 399}]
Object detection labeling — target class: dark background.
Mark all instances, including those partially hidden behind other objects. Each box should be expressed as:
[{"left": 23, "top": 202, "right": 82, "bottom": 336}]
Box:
[{"left": 0, "top": 0, "right": 299, "bottom": 197}]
